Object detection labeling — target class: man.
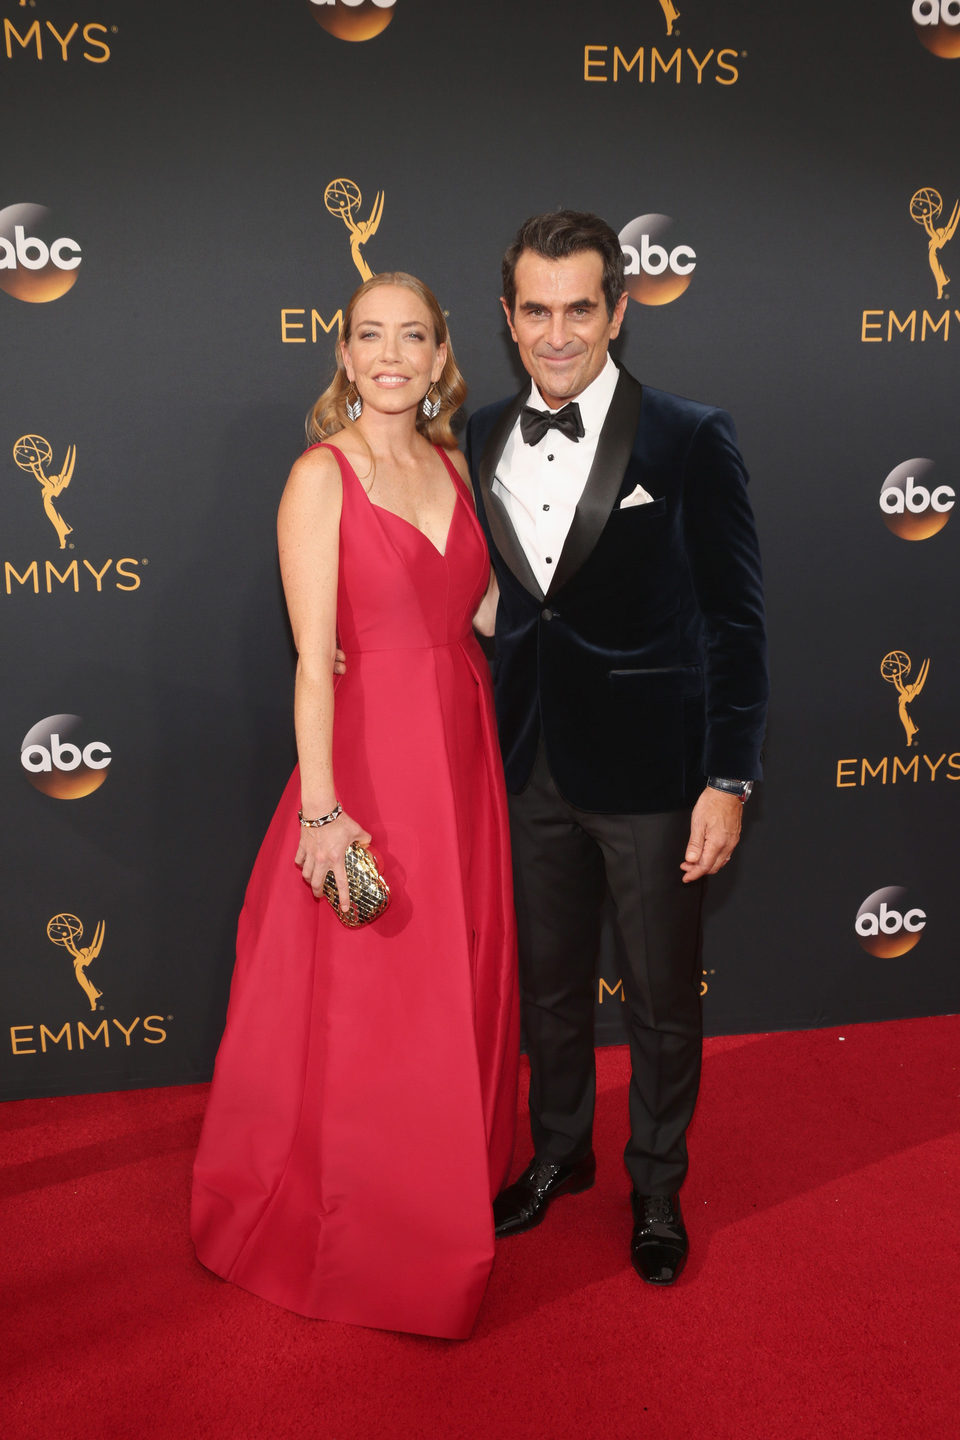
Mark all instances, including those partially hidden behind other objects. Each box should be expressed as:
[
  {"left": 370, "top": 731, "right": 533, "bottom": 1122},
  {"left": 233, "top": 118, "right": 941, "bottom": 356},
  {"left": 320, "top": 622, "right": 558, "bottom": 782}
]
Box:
[{"left": 464, "top": 210, "right": 768, "bottom": 1285}]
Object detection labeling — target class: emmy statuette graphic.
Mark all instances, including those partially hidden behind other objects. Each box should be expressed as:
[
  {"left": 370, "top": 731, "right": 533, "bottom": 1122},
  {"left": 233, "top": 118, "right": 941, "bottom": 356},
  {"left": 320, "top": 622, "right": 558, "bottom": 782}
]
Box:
[
  {"left": 881, "top": 650, "right": 930, "bottom": 749},
  {"left": 658, "top": 0, "right": 680, "bottom": 36},
  {"left": 910, "top": 188, "right": 959, "bottom": 300},
  {"left": 324, "top": 178, "right": 384, "bottom": 282},
  {"left": 12, "top": 433, "right": 76, "bottom": 549},
  {"left": 47, "top": 913, "right": 106, "bottom": 1011}
]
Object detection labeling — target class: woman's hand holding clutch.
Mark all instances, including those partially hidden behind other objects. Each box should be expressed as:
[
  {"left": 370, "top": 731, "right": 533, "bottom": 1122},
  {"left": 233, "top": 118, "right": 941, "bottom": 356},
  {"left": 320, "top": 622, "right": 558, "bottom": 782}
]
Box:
[{"left": 296, "top": 810, "right": 372, "bottom": 911}]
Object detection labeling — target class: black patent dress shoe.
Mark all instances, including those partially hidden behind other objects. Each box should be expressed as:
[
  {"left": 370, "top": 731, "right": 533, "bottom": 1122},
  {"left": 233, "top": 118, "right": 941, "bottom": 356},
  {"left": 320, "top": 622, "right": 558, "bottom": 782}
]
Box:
[
  {"left": 630, "top": 1192, "right": 688, "bottom": 1285},
  {"left": 493, "top": 1152, "right": 596, "bottom": 1237}
]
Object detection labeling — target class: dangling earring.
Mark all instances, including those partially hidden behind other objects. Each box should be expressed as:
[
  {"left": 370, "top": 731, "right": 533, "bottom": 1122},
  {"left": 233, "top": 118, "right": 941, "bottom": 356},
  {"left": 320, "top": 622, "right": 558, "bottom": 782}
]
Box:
[
  {"left": 421, "top": 382, "right": 442, "bottom": 420},
  {"left": 345, "top": 383, "right": 363, "bottom": 422}
]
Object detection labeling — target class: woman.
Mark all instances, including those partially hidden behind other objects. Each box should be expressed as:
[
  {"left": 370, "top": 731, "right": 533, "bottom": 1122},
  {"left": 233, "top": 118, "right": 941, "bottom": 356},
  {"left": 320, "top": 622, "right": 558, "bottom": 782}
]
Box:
[{"left": 191, "top": 273, "right": 519, "bottom": 1340}]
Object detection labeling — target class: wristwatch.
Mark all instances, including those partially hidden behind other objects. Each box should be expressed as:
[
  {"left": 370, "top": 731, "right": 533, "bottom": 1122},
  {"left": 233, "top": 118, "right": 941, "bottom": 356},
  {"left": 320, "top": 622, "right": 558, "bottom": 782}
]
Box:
[{"left": 707, "top": 776, "right": 753, "bottom": 803}]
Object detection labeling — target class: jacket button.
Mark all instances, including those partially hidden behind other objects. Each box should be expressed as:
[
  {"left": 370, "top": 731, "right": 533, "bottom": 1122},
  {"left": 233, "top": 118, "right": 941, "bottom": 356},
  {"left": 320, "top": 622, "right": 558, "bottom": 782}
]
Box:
[{"left": 541, "top": 607, "right": 554, "bottom": 621}]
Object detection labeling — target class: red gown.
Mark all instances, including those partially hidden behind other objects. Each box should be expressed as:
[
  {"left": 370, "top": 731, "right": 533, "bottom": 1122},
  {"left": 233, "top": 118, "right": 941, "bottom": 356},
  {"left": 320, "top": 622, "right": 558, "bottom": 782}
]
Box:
[{"left": 191, "top": 444, "right": 519, "bottom": 1339}]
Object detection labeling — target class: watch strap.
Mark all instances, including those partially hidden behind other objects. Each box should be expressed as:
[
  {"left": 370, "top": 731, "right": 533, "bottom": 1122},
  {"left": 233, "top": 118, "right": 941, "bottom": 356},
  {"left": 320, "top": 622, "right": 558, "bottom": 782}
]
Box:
[{"left": 707, "top": 776, "right": 753, "bottom": 802}]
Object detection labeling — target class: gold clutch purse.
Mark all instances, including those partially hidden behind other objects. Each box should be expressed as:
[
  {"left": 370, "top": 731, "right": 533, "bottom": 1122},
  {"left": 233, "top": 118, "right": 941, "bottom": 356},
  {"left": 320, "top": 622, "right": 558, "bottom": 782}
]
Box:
[{"left": 322, "top": 842, "right": 391, "bottom": 927}]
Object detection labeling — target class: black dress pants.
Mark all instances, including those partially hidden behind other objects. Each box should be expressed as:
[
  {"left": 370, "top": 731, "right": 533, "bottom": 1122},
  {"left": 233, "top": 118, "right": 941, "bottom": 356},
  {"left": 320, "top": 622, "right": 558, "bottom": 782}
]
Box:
[{"left": 508, "top": 744, "right": 705, "bottom": 1196}]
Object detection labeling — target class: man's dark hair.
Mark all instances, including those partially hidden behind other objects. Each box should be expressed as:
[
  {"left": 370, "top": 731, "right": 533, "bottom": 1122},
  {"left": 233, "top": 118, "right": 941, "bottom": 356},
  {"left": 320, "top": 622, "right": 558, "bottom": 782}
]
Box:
[{"left": 501, "top": 210, "right": 626, "bottom": 320}]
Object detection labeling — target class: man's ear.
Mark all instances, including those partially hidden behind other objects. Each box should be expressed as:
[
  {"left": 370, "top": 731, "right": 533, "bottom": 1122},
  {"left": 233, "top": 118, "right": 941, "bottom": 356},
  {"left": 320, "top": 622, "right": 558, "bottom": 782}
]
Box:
[{"left": 609, "top": 291, "right": 629, "bottom": 339}]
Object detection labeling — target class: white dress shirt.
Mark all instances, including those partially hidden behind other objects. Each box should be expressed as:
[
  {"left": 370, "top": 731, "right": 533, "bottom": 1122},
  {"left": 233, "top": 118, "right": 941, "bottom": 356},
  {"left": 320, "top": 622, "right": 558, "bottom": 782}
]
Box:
[{"left": 492, "top": 355, "right": 620, "bottom": 594}]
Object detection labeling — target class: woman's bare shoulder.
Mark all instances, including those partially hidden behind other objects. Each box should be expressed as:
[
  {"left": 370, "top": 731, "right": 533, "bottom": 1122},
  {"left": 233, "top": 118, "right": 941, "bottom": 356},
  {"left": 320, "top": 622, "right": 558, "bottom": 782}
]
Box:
[
  {"left": 285, "top": 442, "right": 344, "bottom": 491},
  {"left": 291, "top": 442, "right": 342, "bottom": 478},
  {"left": 279, "top": 445, "right": 344, "bottom": 527}
]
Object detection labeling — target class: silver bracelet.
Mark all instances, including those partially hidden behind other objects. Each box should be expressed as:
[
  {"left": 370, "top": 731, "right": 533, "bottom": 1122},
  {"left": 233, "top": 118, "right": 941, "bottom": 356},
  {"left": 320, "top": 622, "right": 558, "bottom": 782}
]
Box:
[{"left": 298, "top": 802, "right": 343, "bottom": 828}]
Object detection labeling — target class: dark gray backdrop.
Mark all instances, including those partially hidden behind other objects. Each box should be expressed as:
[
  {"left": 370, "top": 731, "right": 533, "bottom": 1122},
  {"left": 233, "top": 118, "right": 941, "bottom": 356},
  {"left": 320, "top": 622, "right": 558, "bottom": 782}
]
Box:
[{"left": 2, "top": 0, "right": 958, "bottom": 1099}]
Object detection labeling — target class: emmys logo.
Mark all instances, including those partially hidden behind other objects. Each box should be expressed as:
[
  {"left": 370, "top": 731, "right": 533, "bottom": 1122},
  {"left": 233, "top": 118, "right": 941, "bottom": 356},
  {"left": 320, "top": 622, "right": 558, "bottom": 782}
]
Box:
[
  {"left": 4, "top": 431, "right": 145, "bottom": 595},
  {"left": 3, "top": 7, "right": 112, "bottom": 64},
  {"left": 836, "top": 649, "right": 957, "bottom": 789},
  {"left": 879, "top": 459, "right": 955, "bottom": 540},
  {"left": 325, "top": 177, "right": 383, "bottom": 283},
  {"left": 280, "top": 176, "right": 385, "bottom": 343},
  {"left": 583, "top": 4, "right": 740, "bottom": 86},
  {"left": 881, "top": 650, "right": 930, "bottom": 748},
  {"left": 0, "top": 203, "right": 81, "bottom": 302},
  {"left": 619, "top": 215, "right": 696, "bottom": 306},
  {"left": 13, "top": 433, "right": 75, "bottom": 548},
  {"left": 861, "top": 186, "right": 960, "bottom": 343},
  {"left": 601, "top": 967, "right": 714, "bottom": 1000},
  {"left": 9, "top": 907, "right": 171, "bottom": 1058},
  {"left": 910, "top": 188, "right": 959, "bottom": 299},
  {"left": 309, "top": 0, "right": 395, "bottom": 42},
  {"left": 855, "top": 886, "right": 926, "bottom": 958},
  {"left": 47, "top": 913, "right": 105, "bottom": 1012},
  {"left": 20, "top": 714, "right": 112, "bottom": 798},
  {"left": 913, "top": 0, "right": 960, "bottom": 56}
]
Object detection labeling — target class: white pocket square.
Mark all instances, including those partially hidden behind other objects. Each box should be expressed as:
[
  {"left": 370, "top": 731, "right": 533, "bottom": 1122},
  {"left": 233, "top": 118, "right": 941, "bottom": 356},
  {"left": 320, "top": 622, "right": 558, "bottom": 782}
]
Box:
[{"left": 619, "top": 484, "right": 656, "bottom": 509}]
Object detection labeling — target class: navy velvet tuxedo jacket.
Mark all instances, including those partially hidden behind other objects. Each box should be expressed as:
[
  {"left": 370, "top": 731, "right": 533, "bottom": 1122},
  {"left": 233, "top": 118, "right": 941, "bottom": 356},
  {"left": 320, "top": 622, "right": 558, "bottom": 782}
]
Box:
[{"left": 465, "top": 365, "right": 769, "bottom": 814}]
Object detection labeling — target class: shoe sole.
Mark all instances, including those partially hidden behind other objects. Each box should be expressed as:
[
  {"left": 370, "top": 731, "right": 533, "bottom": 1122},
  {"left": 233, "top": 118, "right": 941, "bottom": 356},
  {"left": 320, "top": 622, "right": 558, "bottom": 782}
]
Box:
[{"left": 494, "top": 1171, "right": 596, "bottom": 1238}]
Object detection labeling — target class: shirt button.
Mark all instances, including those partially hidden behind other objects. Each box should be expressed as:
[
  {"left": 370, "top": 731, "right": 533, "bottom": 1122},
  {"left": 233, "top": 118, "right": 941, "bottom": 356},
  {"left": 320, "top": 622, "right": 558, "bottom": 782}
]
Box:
[
  {"left": 543, "top": 504, "right": 550, "bottom": 511},
  {"left": 547, "top": 454, "right": 555, "bottom": 462},
  {"left": 545, "top": 557, "right": 553, "bottom": 565}
]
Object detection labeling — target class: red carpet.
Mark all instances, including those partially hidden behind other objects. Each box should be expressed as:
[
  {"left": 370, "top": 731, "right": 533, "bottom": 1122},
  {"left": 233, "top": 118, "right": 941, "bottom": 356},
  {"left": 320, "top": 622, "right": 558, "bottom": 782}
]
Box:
[{"left": 4, "top": 1017, "right": 959, "bottom": 1440}]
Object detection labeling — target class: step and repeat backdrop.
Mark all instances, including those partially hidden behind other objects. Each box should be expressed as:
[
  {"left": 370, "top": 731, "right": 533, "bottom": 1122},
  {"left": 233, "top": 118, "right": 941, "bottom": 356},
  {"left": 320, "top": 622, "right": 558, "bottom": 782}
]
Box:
[{"left": 2, "top": 0, "right": 958, "bottom": 1099}]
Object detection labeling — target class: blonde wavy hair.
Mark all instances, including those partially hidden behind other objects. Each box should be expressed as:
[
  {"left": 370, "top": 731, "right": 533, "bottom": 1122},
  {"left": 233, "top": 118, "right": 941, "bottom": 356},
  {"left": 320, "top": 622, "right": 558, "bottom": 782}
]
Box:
[{"left": 306, "top": 271, "right": 466, "bottom": 448}]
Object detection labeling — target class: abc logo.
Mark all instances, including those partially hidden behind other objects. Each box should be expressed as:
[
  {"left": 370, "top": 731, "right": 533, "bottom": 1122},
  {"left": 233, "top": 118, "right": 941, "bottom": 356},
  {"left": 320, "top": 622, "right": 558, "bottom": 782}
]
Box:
[
  {"left": 854, "top": 886, "right": 926, "bottom": 958},
  {"left": 913, "top": 0, "right": 960, "bottom": 56},
  {"left": 618, "top": 215, "right": 696, "bottom": 306},
  {"left": 0, "top": 204, "right": 81, "bottom": 304},
  {"left": 879, "top": 458, "right": 954, "bottom": 540},
  {"left": 21, "top": 714, "right": 111, "bottom": 799},
  {"left": 309, "top": 0, "right": 395, "bottom": 41}
]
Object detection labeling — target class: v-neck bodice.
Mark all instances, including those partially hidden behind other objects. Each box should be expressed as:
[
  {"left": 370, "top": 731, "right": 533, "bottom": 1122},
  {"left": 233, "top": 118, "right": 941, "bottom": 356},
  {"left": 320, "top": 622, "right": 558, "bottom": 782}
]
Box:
[{"left": 318, "top": 442, "right": 490, "bottom": 654}]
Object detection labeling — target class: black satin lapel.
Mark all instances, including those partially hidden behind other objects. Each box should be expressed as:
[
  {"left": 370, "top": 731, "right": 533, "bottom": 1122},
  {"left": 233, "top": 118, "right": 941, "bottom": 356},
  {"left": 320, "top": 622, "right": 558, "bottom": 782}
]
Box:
[
  {"left": 478, "top": 393, "right": 544, "bottom": 599},
  {"left": 548, "top": 369, "right": 644, "bottom": 597},
  {"left": 486, "top": 488, "right": 544, "bottom": 599}
]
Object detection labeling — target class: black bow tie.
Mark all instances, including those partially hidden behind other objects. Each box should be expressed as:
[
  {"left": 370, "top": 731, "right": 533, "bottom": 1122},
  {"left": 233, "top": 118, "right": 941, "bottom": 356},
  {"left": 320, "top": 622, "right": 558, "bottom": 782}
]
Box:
[{"left": 520, "top": 401, "right": 585, "bottom": 446}]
